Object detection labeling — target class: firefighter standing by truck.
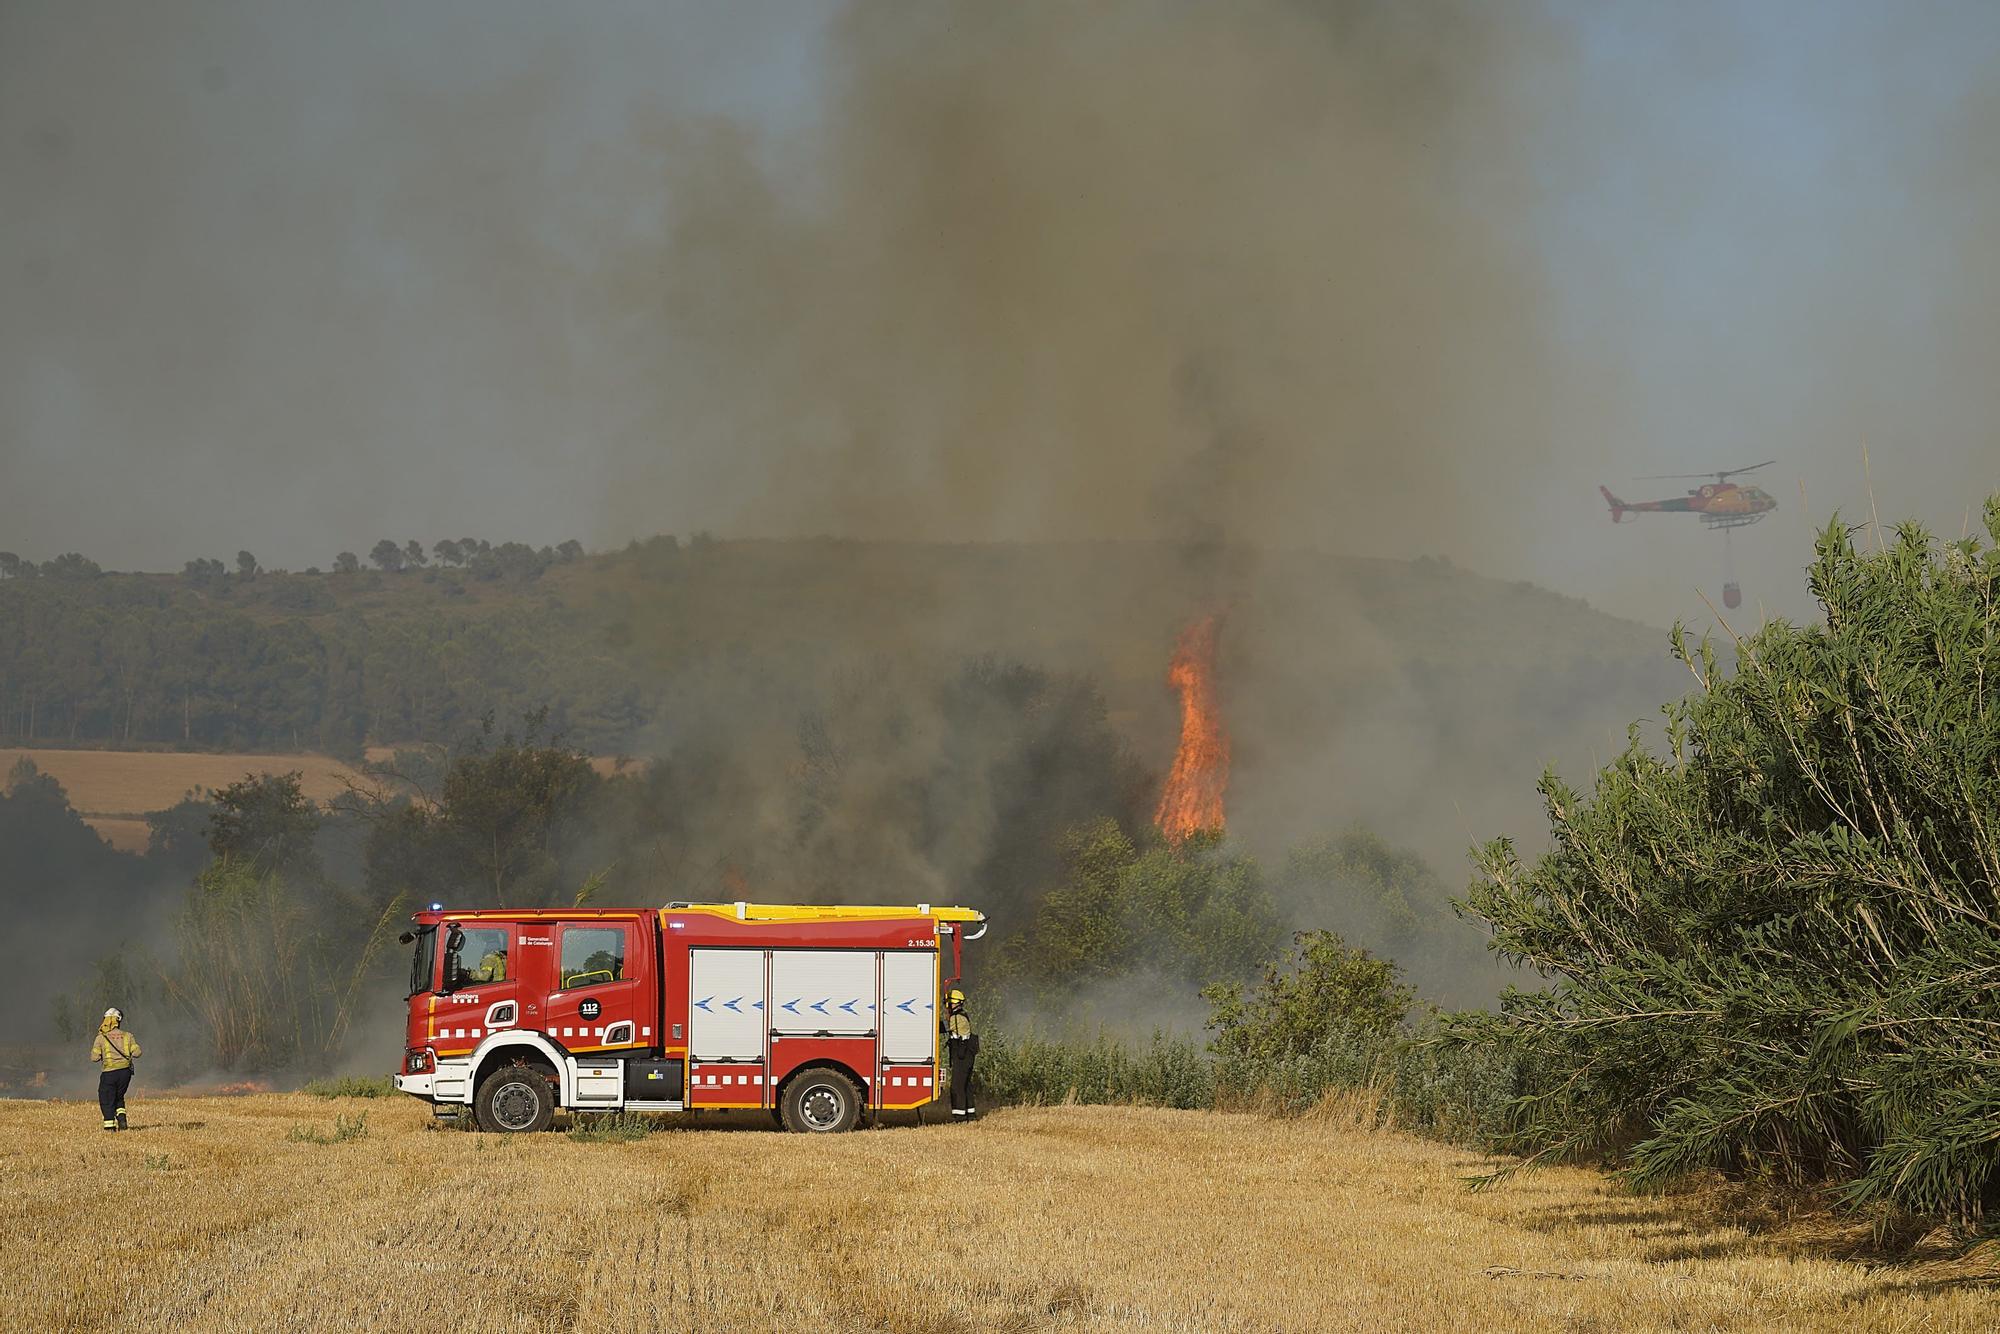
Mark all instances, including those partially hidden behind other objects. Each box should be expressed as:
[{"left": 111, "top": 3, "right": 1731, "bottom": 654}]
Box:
[
  {"left": 944, "top": 988, "right": 977, "bottom": 1119},
  {"left": 89, "top": 1008, "right": 141, "bottom": 1131}
]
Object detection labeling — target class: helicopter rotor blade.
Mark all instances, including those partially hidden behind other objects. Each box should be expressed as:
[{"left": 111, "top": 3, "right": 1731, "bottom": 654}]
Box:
[{"left": 1637, "top": 460, "right": 1777, "bottom": 482}]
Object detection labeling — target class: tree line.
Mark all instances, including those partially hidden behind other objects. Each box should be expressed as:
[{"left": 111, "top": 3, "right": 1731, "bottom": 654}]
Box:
[
  {"left": 0, "top": 536, "right": 586, "bottom": 582},
  {"left": 0, "top": 566, "right": 628, "bottom": 754}
]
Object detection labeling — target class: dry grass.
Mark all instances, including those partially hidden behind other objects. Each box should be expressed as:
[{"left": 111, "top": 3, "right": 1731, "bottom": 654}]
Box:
[
  {"left": 1, "top": 747, "right": 365, "bottom": 821},
  {"left": 1, "top": 748, "right": 629, "bottom": 845},
  {"left": 3, "top": 1097, "right": 1996, "bottom": 1331}
]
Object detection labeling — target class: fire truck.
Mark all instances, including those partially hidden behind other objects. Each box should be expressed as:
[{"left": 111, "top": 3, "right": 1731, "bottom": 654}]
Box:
[{"left": 392, "top": 900, "right": 985, "bottom": 1133}]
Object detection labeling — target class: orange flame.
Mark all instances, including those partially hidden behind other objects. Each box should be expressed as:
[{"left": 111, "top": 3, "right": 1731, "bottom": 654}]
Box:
[
  {"left": 1155, "top": 614, "right": 1229, "bottom": 843},
  {"left": 211, "top": 1080, "right": 273, "bottom": 1096}
]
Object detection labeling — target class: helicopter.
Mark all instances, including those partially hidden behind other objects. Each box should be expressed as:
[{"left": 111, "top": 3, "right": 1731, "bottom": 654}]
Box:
[
  {"left": 1599, "top": 461, "right": 1777, "bottom": 609},
  {"left": 1598, "top": 460, "right": 1777, "bottom": 529}
]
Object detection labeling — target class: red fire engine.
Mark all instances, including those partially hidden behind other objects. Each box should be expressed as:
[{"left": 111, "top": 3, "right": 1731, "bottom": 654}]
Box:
[{"left": 392, "top": 900, "right": 985, "bottom": 1133}]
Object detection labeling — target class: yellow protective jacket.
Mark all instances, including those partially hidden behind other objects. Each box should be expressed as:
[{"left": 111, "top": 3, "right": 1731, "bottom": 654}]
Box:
[{"left": 91, "top": 1028, "right": 141, "bottom": 1072}]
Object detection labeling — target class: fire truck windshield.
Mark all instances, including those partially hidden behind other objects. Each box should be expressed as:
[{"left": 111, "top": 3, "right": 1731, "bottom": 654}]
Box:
[{"left": 407, "top": 925, "right": 436, "bottom": 998}]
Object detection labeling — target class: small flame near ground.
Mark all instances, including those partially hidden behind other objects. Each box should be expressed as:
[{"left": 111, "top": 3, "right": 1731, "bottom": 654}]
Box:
[
  {"left": 1155, "top": 613, "right": 1230, "bottom": 844},
  {"left": 211, "top": 1080, "right": 272, "bottom": 1097}
]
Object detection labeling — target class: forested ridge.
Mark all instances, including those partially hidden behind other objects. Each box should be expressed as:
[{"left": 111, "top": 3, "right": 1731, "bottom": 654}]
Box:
[{"left": 0, "top": 535, "right": 1672, "bottom": 757}]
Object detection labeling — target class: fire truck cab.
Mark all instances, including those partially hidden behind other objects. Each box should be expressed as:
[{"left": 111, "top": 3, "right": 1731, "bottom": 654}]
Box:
[{"left": 393, "top": 900, "right": 984, "bottom": 1133}]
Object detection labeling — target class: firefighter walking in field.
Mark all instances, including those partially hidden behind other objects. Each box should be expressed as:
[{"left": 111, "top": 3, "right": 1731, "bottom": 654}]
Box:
[
  {"left": 89, "top": 1008, "right": 141, "bottom": 1131},
  {"left": 944, "top": 988, "right": 977, "bottom": 1119}
]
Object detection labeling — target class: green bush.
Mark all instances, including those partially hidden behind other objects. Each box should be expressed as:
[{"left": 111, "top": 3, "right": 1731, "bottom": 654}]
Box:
[
  {"left": 1455, "top": 505, "right": 2000, "bottom": 1221},
  {"left": 287, "top": 1112, "right": 369, "bottom": 1144},
  {"left": 1001, "top": 821, "right": 1287, "bottom": 997},
  {"left": 1203, "top": 929, "right": 1412, "bottom": 1114},
  {"left": 978, "top": 928, "right": 1526, "bottom": 1145}
]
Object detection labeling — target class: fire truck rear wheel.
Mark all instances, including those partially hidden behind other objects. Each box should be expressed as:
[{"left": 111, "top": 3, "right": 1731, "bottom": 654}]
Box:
[
  {"left": 474, "top": 1064, "right": 555, "bottom": 1133},
  {"left": 780, "top": 1067, "right": 862, "bottom": 1134}
]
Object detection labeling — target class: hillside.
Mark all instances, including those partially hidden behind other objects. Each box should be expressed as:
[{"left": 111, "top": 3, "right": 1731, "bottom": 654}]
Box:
[
  {"left": 0, "top": 538, "right": 1686, "bottom": 879},
  {"left": 0, "top": 538, "right": 1673, "bottom": 745}
]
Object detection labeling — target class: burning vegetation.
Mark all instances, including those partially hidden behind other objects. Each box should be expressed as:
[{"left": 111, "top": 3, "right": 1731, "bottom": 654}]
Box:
[{"left": 1154, "top": 614, "right": 1230, "bottom": 844}]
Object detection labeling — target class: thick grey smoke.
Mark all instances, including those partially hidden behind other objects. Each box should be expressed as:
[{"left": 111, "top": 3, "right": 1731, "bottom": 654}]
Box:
[
  {"left": 5, "top": 1, "right": 1997, "bottom": 623},
  {"left": 608, "top": 0, "right": 1561, "bottom": 558}
]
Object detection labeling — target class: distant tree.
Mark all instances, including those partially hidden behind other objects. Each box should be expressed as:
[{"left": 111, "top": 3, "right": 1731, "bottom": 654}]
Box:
[
  {"left": 182, "top": 557, "right": 227, "bottom": 590},
  {"left": 369, "top": 539, "right": 405, "bottom": 573},
  {"left": 40, "top": 552, "right": 102, "bottom": 580},
  {"left": 468, "top": 541, "right": 552, "bottom": 583},
  {"left": 304, "top": 566, "right": 322, "bottom": 576},
  {"left": 236, "top": 550, "right": 259, "bottom": 578},
  {"left": 146, "top": 794, "right": 218, "bottom": 881},
  {"left": 0, "top": 552, "right": 20, "bottom": 579},
  {"left": 556, "top": 539, "right": 584, "bottom": 563},
  {"left": 333, "top": 551, "right": 360, "bottom": 574},
  {"left": 402, "top": 539, "right": 427, "bottom": 568},
  {"left": 1004, "top": 821, "right": 1284, "bottom": 992},
  {"left": 364, "top": 717, "right": 600, "bottom": 907},
  {"left": 206, "top": 772, "right": 323, "bottom": 877},
  {"left": 432, "top": 539, "right": 463, "bottom": 567}
]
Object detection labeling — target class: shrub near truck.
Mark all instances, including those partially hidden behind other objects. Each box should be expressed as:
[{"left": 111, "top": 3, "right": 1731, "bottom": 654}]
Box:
[{"left": 394, "top": 901, "right": 986, "bottom": 1132}]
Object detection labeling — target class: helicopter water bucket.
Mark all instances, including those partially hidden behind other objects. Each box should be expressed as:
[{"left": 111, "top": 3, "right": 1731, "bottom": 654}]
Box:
[{"left": 1722, "top": 581, "right": 1742, "bottom": 610}]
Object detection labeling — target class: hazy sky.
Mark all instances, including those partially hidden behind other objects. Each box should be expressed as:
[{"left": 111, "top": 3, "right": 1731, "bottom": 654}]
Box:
[{"left": 3, "top": 0, "right": 1996, "bottom": 627}]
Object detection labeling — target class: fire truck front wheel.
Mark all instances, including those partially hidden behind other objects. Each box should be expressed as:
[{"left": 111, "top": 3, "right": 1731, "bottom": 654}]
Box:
[
  {"left": 780, "top": 1066, "right": 863, "bottom": 1134},
  {"left": 474, "top": 1064, "right": 556, "bottom": 1133}
]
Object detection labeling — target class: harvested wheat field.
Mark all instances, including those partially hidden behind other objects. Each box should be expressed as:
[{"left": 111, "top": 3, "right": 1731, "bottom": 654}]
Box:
[
  {"left": 0, "top": 747, "right": 367, "bottom": 837},
  {"left": 2, "top": 1097, "right": 1996, "bottom": 1332}
]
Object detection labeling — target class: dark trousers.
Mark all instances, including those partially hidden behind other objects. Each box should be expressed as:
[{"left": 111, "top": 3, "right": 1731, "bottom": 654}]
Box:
[
  {"left": 948, "top": 1043, "right": 975, "bottom": 1112},
  {"left": 98, "top": 1068, "right": 132, "bottom": 1124}
]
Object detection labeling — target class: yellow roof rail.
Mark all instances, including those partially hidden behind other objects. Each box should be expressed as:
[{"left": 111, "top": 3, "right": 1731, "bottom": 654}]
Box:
[{"left": 661, "top": 901, "right": 984, "bottom": 925}]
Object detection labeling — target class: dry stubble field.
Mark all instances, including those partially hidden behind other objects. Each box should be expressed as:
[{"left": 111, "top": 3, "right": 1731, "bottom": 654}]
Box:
[
  {"left": 0, "top": 747, "right": 369, "bottom": 850},
  {"left": 3, "top": 746, "right": 631, "bottom": 850},
  {"left": 3, "top": 1096, "right": 1997, "bottom": 1332}
]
